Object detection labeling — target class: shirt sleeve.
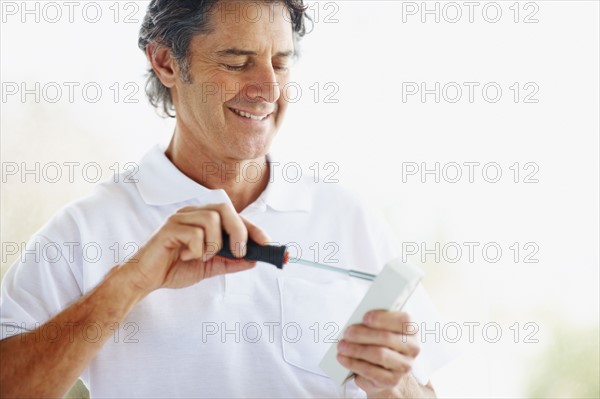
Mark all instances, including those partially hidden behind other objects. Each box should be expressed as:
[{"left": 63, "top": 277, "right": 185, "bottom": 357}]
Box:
[{"left": 1, "top": 210, "right": 84, "bottom": 340}]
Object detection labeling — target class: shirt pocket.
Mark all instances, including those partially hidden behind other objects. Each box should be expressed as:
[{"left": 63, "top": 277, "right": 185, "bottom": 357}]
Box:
[{"left": 277, "top": 275, "right": 369, "bottom": 378}]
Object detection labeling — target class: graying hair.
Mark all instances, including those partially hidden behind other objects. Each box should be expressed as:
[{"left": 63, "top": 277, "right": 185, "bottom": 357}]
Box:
[{"left": 138, "top": 0, "right": 310, "bottom": 118}]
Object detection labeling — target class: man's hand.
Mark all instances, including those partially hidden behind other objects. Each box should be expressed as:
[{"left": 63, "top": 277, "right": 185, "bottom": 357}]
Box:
[
  {"left": 336, "top": 310, "right": 434, "bottom": 398},
  {"left": 122, "top": 203, "right": 270, "bottom": 295},
  {"left": 0, "top": 203, "right": 270, "bottom": 398}
]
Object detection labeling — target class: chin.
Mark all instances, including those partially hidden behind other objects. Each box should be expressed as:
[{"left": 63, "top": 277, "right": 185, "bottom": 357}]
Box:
[
  {"left": 228, "top": 132, "right": 276, "bottom": 160},
  {"left": 228, "top": 140, "right": 271, "bottom": 161}
]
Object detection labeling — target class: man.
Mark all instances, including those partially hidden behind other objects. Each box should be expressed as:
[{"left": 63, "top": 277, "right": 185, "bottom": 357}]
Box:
[{"left": 0, "top": 1, "right": 443, "bottom": 397}]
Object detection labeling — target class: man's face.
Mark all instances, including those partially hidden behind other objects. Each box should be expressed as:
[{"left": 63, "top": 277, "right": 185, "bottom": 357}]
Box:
[{"left": 172, "top": 0, "right": 295, "bottom": 161}]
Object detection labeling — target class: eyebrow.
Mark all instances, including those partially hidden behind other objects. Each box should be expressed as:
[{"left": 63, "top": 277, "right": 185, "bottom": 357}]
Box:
[{"left": 216, "top": 48, "right": 294, "bottom": 58}]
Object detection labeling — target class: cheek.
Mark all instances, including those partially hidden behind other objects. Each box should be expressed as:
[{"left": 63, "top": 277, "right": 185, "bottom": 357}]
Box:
[
  {"left": 220, "top": 80, "right": 244, "bottom": 103},
  {"left": 180, "top": 83, "right": 208, "bottom": 111},
  {"left": 188, "top": 68, "right": 235, "bottom": 105},
  {"left": 176, "top": 84, "right": 225, "bottom": 129},
  {"left": 213, "top": 72, "right": 248, "bottom": 104},
  {"left": 277, "top": 94, "right": 295, "bottom": 122},
  {"left": 276, "top": 101, "right": 288, "bottom": 124}
]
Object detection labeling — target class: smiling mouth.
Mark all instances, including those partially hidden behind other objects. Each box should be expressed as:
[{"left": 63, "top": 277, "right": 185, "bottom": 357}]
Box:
[{"left": 229, "top": 107, "right": 271, "bottom": 121}]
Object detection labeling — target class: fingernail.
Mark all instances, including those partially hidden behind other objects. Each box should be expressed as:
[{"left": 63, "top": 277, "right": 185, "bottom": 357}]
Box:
[{"left": 338, "top": 341, "right": 347, "bottom": 353}]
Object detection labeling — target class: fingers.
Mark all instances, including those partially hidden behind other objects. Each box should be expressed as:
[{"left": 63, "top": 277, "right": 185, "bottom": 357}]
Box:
[
  {"left": 342, "top": 323, "right": 420, "bottom": 358},
  {"left": 337, "top": 340, "right": 413, "bottom": 372},
  {"left": 241, "top": 215, "right": 271, "bottom": 245},
  {"left": 335, "top": 311, "right": 421, "bottom": 390},
  {"left": 336, "top": 354, "right": 402, "bottom": 390},
  {"left": 206, "top": 203, "right": 248, "bottom": 257},
  {"left": 179, "top": 226, "right": 205, "bottom": 262},
  {"left": 363, "top": 310, "right": 415, "bottom": 334},
  {"left": 169, "top": 203, "right": 270, "bottom": 261}
]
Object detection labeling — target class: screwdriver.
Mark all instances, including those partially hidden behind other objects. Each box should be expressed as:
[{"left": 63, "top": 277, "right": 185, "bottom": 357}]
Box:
[
  {"left": 290, "top": 258, "right": 376, "bottom": 281},
  {"left": 216, "top": 233, "right": 377, "bottom": 281}
]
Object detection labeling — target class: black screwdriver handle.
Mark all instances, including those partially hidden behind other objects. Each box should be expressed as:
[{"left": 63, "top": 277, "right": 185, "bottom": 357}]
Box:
[{"left": 216, "top": 233, "right": 288, "bottom": 269}]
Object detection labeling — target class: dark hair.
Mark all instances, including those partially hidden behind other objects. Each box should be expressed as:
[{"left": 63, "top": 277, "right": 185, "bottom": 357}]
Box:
[{"left": 138, "top": 0, "right": 310, "bottom": 117}]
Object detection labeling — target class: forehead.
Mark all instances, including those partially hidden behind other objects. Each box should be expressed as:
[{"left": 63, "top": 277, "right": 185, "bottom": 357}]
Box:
[{"left": 200, "top": 0, "right": 295, "bottom": 51}]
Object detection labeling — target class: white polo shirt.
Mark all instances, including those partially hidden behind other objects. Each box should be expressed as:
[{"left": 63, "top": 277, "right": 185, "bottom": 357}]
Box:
[{"left": 1, "top": 145, "right": 450, "bottom": 398}]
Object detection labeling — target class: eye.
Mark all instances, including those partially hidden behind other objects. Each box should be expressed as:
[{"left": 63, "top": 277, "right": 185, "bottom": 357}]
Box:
[
  {"left": 223, "top": 64, "right": 246, "bottom": 71},
  {"left": 273, "top": 65, "right": 289, "bottom": 72}
]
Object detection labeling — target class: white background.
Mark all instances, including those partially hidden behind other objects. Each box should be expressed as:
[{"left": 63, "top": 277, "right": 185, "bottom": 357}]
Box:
[{"left": 1, "top": 1, "right": 599, "bottom": 397}]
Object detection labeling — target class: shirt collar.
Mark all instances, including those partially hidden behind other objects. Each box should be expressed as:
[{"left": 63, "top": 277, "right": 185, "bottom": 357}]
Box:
[{"left": 135, "top": 145, "right": 311, "bottom": 212}]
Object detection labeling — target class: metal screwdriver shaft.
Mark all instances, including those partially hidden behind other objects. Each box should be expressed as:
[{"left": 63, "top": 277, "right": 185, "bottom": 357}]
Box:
[{"left": 292, "top": 258, "right": 377, "bottom": 281}]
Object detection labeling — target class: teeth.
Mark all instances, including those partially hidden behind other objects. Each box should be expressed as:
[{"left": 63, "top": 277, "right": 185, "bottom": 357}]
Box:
[{"left": 232, "top": 108, "right": 268, "bottom": 121}]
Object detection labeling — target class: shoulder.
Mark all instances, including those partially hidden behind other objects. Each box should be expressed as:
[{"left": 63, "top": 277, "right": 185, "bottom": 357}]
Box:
[
  {"left": 301, "top": 176, "right": 400, "bottom": 269},
  {"left": 303, "top": 176, "right": 388, "bottom": 229},
  {"left": 36, "top": 175, "right": 144, "bottom": 241}
]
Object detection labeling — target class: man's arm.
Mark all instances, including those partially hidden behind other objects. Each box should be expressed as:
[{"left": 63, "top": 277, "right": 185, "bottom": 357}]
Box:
[
  {"left": 0, "top": 204, "right": 269, "bottom": 398},
  {"left": 0, "top": 266, "right": 144, "bottom": 398}
]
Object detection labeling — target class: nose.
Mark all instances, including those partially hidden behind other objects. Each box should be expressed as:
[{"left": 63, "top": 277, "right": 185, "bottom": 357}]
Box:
[{"left": 244, "top": 64, "right": 281, "bottom": 104}]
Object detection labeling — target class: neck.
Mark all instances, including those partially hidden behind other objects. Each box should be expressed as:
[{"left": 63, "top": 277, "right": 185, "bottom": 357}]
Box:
[{"left": 165, "top": 131, "right": 270, "bottom": 213}]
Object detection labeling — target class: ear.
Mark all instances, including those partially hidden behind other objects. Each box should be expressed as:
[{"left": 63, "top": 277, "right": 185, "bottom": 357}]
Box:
[{"left": 146, "top": 43, "right": 177, "bottom": 88}]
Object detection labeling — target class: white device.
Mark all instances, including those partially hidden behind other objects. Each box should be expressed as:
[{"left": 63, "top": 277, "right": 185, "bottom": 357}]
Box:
[{"left": 318, "top": 258, "right": 424, "bottom": 384}]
